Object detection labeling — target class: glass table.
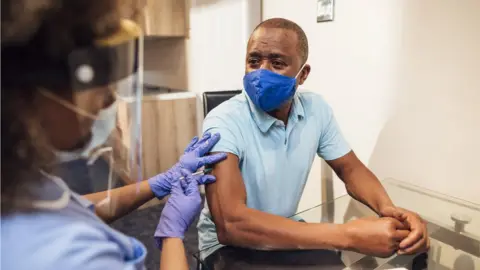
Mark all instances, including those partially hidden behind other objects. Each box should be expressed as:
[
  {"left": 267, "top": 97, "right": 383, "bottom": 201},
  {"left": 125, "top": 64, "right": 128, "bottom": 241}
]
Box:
[{"left": 194, "top": 178, "right": 480, "bottom": 269}]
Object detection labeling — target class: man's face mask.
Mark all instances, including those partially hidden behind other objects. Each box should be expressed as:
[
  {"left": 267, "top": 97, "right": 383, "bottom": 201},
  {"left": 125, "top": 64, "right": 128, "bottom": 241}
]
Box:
[{"left": 243, "top": 63, "right": 306, "bottom": 112}]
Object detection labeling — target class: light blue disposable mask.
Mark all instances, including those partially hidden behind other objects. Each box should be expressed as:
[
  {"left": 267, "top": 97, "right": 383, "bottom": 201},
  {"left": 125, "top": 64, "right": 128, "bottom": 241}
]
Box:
[
  {"left": 34, "top": 101, "right": 117, "bottom": 210},
  {"left": 56, "top": 101, "right": 118, "bottom": 163},
  {"left": 243, "top": 64, "right": 306, "bottom": 112}
]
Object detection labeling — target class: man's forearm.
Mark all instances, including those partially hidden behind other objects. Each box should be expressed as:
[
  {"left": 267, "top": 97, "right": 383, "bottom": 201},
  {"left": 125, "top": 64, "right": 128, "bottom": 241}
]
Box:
[
  {"left": 217, "top": 207, "right": 350, "bottom": 251},
  {"left": 343, "top": 165, "right": 394, "bottom": 214},
  {"left": 83, "top": 180, "right": 156, "bottom": 223}
]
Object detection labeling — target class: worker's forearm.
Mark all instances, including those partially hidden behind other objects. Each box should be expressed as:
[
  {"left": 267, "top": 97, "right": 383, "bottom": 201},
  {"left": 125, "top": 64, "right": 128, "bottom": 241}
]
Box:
[
  {"left": 84, "top": 180, "right": 156, "bottom": 223},
  {"left": 219, "top": 207, "right": 350, "bottom": 251},
  {"left": 343, "top": 166, "right": 394, "bottom": 214},
  {"left": 160, "top": 238, "right": 189, "bottom": 270}
]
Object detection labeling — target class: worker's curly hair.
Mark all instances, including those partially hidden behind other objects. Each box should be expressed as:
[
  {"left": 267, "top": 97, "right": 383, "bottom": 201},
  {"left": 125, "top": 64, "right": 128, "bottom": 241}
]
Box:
[{"left": 1, "top": 0, "right": 121, "bottom": 214}]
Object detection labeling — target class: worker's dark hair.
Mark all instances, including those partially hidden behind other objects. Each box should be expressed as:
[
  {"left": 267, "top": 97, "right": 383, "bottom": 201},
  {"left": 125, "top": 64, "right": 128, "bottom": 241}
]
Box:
[
  {"left": 1, "top": 0, "right": 121, "bottom": 214},
  {"left": 252, "top": 18, "right": 309, "bottom": 63}
]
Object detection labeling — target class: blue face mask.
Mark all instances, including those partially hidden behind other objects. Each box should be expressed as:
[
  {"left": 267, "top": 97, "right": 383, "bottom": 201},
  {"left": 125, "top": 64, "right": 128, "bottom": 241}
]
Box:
[{"left": 243, "top": 64, "right": 305, "bottom": 112}]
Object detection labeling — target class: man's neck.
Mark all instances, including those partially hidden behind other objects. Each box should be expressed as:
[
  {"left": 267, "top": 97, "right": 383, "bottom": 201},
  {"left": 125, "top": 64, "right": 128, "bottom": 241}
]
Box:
[{"left": 268, "top": 101, "right": 293, "bottom": 125}]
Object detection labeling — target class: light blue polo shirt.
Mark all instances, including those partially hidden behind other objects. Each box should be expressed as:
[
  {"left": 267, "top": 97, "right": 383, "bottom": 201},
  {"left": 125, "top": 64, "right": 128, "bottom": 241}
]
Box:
[{"left": 197, "top": 91, "right": 351, "bottom": 258}]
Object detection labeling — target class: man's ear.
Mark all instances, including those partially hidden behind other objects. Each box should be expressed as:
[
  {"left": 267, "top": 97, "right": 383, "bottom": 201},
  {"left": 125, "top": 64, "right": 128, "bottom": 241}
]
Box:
[{"left": 298, "top": 64, "right": 311, "bottom": 85}]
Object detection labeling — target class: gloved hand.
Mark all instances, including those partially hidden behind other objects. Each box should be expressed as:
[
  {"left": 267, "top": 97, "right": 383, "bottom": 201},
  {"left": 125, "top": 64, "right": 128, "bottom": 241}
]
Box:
[
  {"left": 176, "top": 132, "right": 227, "bottom": 172},
  {"left": 148, "top": 132, "right": 226, "bottom": 199},
  {"left": 154, "top": 169, "right": 205, "bottom": 249}
]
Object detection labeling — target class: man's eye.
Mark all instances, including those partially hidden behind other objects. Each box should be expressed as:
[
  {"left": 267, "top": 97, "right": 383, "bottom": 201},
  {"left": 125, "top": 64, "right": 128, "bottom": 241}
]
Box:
[
  {"left": 248, "top": 58, "right": 260, "bottom": 65},
  {"left": 272, "top": 61, "right": 285, "bottom": 67}
]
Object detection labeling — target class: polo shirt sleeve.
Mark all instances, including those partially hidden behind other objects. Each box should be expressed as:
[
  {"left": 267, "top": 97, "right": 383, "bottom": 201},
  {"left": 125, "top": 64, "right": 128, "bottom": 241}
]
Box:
[
  {"left": 203, "top": 112, "right": 244, "bottom": 160},
  {"left": 317, "top": 105, "right": 351, "bottom": 161}
]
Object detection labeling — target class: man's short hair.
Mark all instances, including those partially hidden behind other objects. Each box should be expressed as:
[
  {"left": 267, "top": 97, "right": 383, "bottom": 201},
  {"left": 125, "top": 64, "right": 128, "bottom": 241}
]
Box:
[{"left": 252, "top": 18, "right": 309, "bottom": 64}]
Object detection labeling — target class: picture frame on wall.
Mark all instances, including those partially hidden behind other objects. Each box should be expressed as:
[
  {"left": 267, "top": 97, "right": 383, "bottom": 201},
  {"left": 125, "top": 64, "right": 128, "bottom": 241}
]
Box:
[{"left": 317, "top": 0, "right": 335, "bottom": 22}]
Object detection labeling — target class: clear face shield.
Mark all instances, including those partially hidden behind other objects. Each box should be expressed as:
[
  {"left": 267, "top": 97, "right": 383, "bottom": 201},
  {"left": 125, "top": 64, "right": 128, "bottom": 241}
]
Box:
[{"left": 34, "top": 19, "right": 144, "bottom": 209}]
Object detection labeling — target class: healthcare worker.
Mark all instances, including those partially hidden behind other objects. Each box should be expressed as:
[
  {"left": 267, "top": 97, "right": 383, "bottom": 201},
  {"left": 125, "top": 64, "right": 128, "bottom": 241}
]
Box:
[{"left": 1, "top": 0, "right": 226, "bottom": 269}]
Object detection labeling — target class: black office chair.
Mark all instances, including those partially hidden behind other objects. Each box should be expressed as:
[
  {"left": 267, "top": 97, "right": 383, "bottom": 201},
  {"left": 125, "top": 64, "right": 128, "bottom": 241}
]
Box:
[{"left": 202, "top": 90, "right": 242, "bottom": 117}]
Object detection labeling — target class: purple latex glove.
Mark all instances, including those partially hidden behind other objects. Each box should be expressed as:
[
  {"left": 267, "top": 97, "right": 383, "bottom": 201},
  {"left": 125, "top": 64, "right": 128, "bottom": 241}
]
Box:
[
  {"left": 176, "top": 132, "right": 227, "bottom": 172},
  {"left": 148, "top": 132, "right": 225, "bottom": 198},
  {"left": 154, "top": 169, "right": 205, "bottom": 249}
]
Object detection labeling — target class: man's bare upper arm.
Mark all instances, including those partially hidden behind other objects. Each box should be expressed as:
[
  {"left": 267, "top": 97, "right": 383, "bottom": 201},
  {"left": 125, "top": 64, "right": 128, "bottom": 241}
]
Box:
[{"left": 205, "top": 153, "right": 246, "bottom": 227}]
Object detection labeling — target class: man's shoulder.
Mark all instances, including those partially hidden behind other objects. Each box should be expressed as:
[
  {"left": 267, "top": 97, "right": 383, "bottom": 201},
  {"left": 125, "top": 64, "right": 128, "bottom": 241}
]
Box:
[
  {"left": 205, "top": 92, "right": 248, "bottom": 119},
  {"left": 202, "top": 93, "right": 249, "bottom": 154},
  {"left": 297, "top": 91, "right": 330, "bottom": 108},
  {"left": 297, "top": 91, "right": 333, "bottom": 116}
]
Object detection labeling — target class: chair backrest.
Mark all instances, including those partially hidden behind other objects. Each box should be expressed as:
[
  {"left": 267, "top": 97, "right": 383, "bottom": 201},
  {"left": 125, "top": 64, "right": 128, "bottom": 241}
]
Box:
[{"left": 202, "top": 90, "right": 242, "bottom": 117}]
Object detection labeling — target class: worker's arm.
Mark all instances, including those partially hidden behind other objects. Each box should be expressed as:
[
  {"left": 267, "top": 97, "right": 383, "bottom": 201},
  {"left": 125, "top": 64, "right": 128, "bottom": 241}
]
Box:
[
  {"left": 159, "top": 238, "right": 189, "bottom": 270},
  {"left": 206, "top": 153, "right": 350, "bottom": 250},
  {"left": 327, "top": 151, "right": 394, "bottom": 214},
  {"left": 85, "top": 132, "right": 226, "bottom": 223},
  {"left": 83, "top": 180, "right": 156, "bottom": 223},
  {"left": 83, "top": 125, "right": 156, "bottom": 223}
]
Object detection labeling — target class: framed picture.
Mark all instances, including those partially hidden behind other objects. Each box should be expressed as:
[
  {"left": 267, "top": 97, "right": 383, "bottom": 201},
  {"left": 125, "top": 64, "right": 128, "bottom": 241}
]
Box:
[{"left": 317, "top": 0, "right": 335, "bottom": 22}]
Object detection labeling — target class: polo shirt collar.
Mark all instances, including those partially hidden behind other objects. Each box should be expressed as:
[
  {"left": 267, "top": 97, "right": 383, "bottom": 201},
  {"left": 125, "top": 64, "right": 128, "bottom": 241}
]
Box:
[
  {"left": 291, "top": 93, "right": 305, "bottom": 120},
  {"left": 244, "top": 91, "right": 305, "bottom": 133}
]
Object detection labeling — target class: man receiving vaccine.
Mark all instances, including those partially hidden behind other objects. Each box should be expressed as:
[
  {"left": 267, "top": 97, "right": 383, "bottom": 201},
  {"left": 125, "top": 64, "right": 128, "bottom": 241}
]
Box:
[{"left": 197, "top": 18, "right": 429, "bottom": 266}]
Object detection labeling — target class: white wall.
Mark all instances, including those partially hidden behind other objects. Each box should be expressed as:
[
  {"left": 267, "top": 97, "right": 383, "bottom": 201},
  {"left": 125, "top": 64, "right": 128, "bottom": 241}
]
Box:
[
  {"left": 263, "top": 0, "right": 480, "bottom": 208},
  {"left": 368, "top": 0, "right": 480, "bottom": 204},
  {"left": 186, "top": 0, "right": 262, "bottom": 93},
  {"left": 186, "top": 0, "right": 261, "bottom": 132}
]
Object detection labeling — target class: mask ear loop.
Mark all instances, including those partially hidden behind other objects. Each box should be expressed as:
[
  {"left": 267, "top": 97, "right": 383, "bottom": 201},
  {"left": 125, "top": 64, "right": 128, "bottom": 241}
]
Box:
[
  {"left": 295, "top": 62, "right": 307, "bottom": 80},
  {"left": 39, "top": 88, "right": 97, "bottom": 119},
  {"left": 87, "top": 146, "right": 115, "bottom": 210},
  {"left": 293, "top": 63, "right": 308, "bottom": 95},
  {"left": 39, "top": 88, "right": 118, "bottom": 121}
]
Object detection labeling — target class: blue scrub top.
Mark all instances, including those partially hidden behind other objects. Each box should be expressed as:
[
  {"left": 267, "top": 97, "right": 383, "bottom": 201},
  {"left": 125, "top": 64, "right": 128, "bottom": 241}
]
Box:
[
  {"left": 1, "top": 174, "right": 147, "bottom": 270},
  {"left": 197, "top": 91, "right": 351, "bottom": 259}
]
